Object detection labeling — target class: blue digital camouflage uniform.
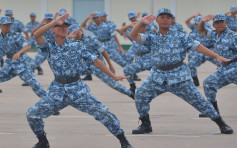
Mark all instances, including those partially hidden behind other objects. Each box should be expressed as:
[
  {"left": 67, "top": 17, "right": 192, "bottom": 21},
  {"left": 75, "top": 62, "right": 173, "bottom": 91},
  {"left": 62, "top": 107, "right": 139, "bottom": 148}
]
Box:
[
  {"left": 123, "top": 26, "right": 136, "bottom": 64},
  {"left": 30, "top": 29, "right": 54, "bottom": 70},
  {"left": 26, "top": 13, "right": 40, "bottom": 46},
  {"left": 86, "top": 20, "right": 127, "bottom": 68},
  {"left": 123, "top": 28, "right": 154, "bottom": 85},
  {"left": 169, "top": 22, "right": 185, "bottom": 32},
  {"left": 187, "top": 16, "right": 220, "bottom": 78},
  {"left": 26, "top": 38, "right": 124, "bottom": 137},
  {"left": 226, "top": 5, "right": 237, "bottom": 31},
  {"left": 78, "top": 34, "right": 133, "bottom": 98},
  {"left": 188, "top": 22, "right": 212, "bottom": 32},
  {"left": 135, "top": 28, "right": 220, "bottom": 120},
  {"left": 0, "top": 17, "right": 46, "bottom": 98},
  {"left": 203, "top": 23, "right": 237, "bottom": 102},
  {"left": 10, "top": 18, "right": 27, "bottom": 33},
  {"left": 29, "top": 13, "right": 55, "bottom": 70}
]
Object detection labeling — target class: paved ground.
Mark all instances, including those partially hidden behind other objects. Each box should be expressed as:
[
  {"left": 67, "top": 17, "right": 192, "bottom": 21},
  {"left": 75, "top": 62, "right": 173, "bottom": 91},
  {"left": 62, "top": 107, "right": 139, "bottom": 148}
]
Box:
[{"left": 0, "top": 52, "right": 236, "bottom": 148}]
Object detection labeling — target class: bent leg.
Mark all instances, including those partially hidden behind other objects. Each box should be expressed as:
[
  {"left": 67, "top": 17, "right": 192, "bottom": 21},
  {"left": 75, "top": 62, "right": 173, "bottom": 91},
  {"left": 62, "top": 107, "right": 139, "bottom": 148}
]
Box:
[{"left": 170, "top": 80, "right": 219, "bottom": 120}]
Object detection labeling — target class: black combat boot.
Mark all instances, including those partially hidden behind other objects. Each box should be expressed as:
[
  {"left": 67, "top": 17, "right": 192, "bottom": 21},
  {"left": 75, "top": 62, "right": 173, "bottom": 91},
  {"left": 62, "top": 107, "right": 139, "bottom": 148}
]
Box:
[
  {"left": 82, "top": 74, "right": 92, "bottom": 81},
  {"left": 0, "top": 89, "right": 2, "bottom": 93},
  {"left": 132, "top": 115, "right": 152, "bottom": 134},
  {"left": 192, "top": 76, "right": 199, "bottom": 86},
  {"left": 22, "top": 82, "right": 29, "bottom": 86},
  {"left": 52, "top": 111, "right": 60, "bottom": 115},
  {"left": 199, "top": 101, "right": 220, "bottom": 118},
  {"left": 37, "top": 66, "right": 44, "bottom": 75},
  {"left": 128, "top": 93, "right": 135, "bottom": 100},
  {"left": 116, "top": 133, "right": 134, "bottom": 148},
  {"left": 32, "top": 134, "right": 49, "bottom": 148},
  {"left": 129, "top": 83, "right": 136, "bottom": 94},
  {"left": 133, "top": 74, "right": 141, "bottom": 81},
  {"left": 213, "top": 116, "right": 233, "bottom": 134}
]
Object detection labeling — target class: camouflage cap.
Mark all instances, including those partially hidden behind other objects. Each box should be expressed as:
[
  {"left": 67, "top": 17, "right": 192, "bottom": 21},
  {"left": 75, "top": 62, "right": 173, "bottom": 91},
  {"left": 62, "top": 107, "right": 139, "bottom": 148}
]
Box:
[
  {"left": 30, "top": 12, "right": 36, "bottom": 16},
  {"left": 213, "top": 14, "right": 226, "bottom": 23},
  {"left": 93, "top": 11, "right": 100, "bottom": 18},
  {"left": 230, "top": 5, "right": 237, "bottom": 11},
  {"left": 142, "top": 12, "right": 148, "bottom": 17},
  {"left": 0, "top": 16, "right": 12, "bottom": 24},
  {"left": 100, "top": 12, "right": 107, "bottom": 17},
  {"left": 5, "top": 9, "right": 13, "bottom": 15},
  {"left": 194, "top": 16, "right": 202, "bottom": 24},
  {"left": 45, "top": 13, "right": 54, "bottom": 20},
  {"left": 156, "top": 8, "right": 172, "bottom": 17},
  {"left": 59, "top": 8, "right": 67, "bottom": 16},
  {"left": 128, "top": 11, "right": 136, "bottom": 19}
]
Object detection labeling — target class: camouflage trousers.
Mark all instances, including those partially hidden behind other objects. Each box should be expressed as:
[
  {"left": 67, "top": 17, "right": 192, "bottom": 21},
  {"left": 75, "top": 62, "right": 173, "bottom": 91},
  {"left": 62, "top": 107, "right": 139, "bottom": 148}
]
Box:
[
  {"left": 135, "top": 74, "right": 220, "bottom": 120},
  {"left": 26, "top": 80, "right": 124, "bottom": 137},
  {"left": 124, "top": 55, "right": 153, "bottom": 84},
  {"left": 0, "top": 57, "right": 46, "bottom": 98},
  {"left": 204, "top": 64, "right": 237, "bottom": 102}
]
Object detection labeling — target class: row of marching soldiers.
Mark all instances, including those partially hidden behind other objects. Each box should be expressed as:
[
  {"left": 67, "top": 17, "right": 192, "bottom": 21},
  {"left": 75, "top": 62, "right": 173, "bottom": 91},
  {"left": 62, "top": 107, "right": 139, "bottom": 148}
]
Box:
[{"left": 0, "top": 5, "right": 237, "bottom": 148}]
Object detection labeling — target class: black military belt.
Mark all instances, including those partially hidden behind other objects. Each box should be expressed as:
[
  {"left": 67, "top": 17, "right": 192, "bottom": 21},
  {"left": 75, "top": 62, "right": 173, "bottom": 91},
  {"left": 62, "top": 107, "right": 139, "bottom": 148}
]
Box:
[
  {"left": 156, "top": 61, "right": 184, "bottom": 71},
  {"left": 99, "top": 38, "right": 111, "bottom": 42},
  {"left": 136, "top": 51, "right": 151, "bottom": 56},
  {"left": 222, "top": 58, "right": 237, "bottom": 66},
  {"left": 54, "top": 75, "right": 81, "bottom": 84},
  {"left": 6, "top": 54, "right": 14, "bottom": 59}
]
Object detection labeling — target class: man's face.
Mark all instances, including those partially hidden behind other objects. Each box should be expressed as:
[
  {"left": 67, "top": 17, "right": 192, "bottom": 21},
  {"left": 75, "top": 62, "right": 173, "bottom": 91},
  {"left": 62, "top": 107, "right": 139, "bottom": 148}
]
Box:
[
  {"left": 129, "top": 17, "right": 137, "bottom": 22},
  {"left": 0, "top": 23, "right": 12, "bottom": 33},
  {"left": 5, "top": 14, "right": 13, "bottom": 19},
  {"left": 156, "top": 14, "right": 171, "bottom": 29},
  {"left": 30, "top": 16, "right": 36, "bottom": 22},
  {"left": 100, "top": 16, "right": 107, "bottom": 22},
  {"left": 93, "top": 17, "right": 100, "bottom": 24},
  {"left": 46, "top": 19, "right": 53, "bottom": 24},
  {"left": 213, "top": 20, "right": 227, "bottom": 32},
  {"left": 52, "top": 25, "right": 69, "bottom": 38}
]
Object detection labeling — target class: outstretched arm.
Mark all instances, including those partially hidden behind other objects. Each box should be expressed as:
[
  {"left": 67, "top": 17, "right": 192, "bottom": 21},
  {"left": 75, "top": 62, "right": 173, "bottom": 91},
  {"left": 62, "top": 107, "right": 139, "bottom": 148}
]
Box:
[
  {"left": 129, "top": 15, "right": 156, "bottom": 43},
  {"left": 196, "top": 44, "right": 230, "bottom": 63},
  {"left": 93, "top": 59, "right": 129, "bottom": 81},
  {"left": 113, "top": 35, "right": 124, "bottom": 53},
  {"left": 102, "top": 50, "right": 115, "bottom": 74}
]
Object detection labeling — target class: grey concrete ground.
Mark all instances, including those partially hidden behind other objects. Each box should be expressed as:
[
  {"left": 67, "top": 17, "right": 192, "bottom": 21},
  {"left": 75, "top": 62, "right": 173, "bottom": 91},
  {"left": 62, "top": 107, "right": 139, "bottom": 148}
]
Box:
[{"left": 0, "top": 52, "right": 236, "bottom": 148}]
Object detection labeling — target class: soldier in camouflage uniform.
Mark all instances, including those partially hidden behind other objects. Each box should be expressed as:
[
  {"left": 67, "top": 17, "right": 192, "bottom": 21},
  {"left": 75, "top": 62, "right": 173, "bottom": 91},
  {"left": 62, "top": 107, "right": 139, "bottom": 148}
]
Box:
[
  {"left": 224, "top": 5, "right": 237, "bottom": 32},
  {"left": 26, "top": 13, "right": 133, "bottom": 148},
  {"left": 0, "top": 16, "right": 46, "bottom": 98},
  {"left": 21, "top": 13, "right": 55, "bottom": 87},
  {"left": 120, "top": 22, "right": 154, "bottom": 93},
  {"left": 197, "top": 14, "right": 237, "bottom": 117},
  {"left": 81, "top": 12, "right": 127, "bottom": 75},
  {"left": 188, "top": 15, "right": 221, "bottom": 86},
  {"left": 68, "top": 25, "right": 134, "bottom": 99},
  {"left": 169, "top": 14, "right": 185, "bottom": 32},
  {"left": 129, "top": 8, "right": 233, "bottom": 135},
  {"left": 26, "top": 12, "right": 44, "bottom": 76}
]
